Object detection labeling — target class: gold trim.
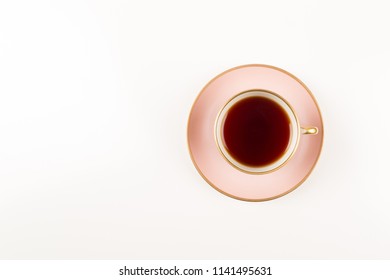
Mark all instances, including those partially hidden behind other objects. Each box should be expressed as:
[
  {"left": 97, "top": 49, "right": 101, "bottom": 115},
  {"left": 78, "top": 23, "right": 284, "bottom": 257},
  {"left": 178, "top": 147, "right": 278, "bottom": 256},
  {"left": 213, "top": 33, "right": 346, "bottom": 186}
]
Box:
[
  {"left": 187, "top": 64, "right": 324, "bottom": 202},
  {"left": 213, "top": 89, "right": 301, "bottom": 175},
  {"left": 301, "top": 127, "right": 318, "bottom": 135}
]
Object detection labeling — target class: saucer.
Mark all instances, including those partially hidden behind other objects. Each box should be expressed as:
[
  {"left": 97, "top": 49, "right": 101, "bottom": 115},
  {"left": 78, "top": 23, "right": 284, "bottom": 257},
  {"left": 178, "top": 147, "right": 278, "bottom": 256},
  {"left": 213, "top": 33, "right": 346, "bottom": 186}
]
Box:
[{"left": 187, "top": 64, "right": 324, "bottom": 201}]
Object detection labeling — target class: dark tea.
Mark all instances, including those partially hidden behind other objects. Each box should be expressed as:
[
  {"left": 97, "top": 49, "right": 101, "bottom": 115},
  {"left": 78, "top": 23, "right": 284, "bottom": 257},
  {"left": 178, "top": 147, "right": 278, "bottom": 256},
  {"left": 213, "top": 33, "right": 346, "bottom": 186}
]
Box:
[{"left": 222, "top": 96, "right": 291, "bottom": 167}]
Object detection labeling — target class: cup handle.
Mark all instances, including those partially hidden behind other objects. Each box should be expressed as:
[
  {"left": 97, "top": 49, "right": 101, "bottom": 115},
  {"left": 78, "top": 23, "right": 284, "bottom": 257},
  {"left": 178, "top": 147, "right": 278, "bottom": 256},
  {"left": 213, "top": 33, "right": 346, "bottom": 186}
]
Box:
[{"left": 301, "top": 127, "right": 318, "bottom": 135}]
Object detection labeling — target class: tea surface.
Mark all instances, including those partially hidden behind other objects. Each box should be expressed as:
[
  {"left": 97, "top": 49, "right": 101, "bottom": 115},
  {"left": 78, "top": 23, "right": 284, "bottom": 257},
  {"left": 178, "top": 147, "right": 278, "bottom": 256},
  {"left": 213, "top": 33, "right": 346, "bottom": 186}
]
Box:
[{"left": 222, "top": 96, "right": 291, "bottom": 167}]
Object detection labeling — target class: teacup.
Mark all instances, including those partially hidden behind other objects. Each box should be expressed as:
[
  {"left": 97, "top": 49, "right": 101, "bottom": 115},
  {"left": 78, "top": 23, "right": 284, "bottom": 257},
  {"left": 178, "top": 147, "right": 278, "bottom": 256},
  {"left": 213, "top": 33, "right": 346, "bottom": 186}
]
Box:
[{"left": 215, "top": 90, "right": 317, "bottom": 174}]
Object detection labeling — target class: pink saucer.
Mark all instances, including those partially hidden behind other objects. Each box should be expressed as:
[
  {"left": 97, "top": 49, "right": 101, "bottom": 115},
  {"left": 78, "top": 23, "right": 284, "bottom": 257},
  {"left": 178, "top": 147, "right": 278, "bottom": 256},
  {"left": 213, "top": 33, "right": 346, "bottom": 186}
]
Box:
[{"left": 187, "top": 64, "right": 324, "bottom": 201}]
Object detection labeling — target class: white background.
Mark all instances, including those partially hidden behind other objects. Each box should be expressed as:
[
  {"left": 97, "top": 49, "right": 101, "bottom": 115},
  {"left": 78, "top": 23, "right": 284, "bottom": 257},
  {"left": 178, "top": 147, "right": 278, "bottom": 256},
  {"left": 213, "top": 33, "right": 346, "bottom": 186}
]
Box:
[{"left": 0, "top": 0, "right": 389, "bottom": 259}]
